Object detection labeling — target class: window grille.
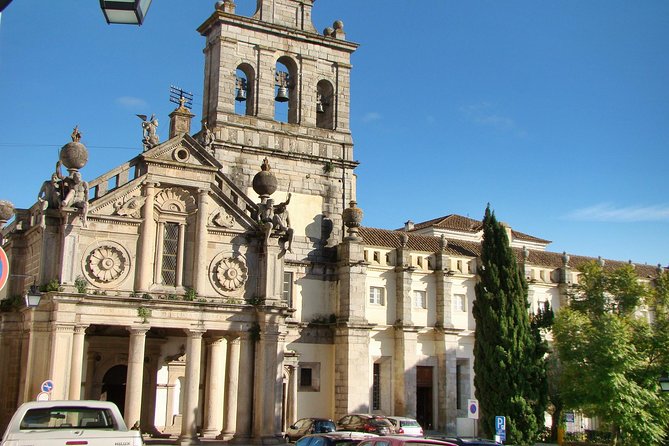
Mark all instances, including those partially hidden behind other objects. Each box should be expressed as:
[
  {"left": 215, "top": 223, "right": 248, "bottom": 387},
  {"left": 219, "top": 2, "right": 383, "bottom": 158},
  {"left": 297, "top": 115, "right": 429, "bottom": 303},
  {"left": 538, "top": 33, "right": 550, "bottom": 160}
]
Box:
[{"left": 161, "top": 222, "right": 179, "bottom": 285}]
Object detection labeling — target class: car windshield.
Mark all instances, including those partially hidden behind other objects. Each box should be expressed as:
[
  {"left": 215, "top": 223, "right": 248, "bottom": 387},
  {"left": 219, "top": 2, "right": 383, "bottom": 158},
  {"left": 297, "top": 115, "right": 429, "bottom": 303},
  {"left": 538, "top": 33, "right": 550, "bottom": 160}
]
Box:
[
  {"left": 401, "top": 420, "right": 420, "bottom": 427},
  {"left": 19, "top": 407, "right": 116, "bottom": 430}
]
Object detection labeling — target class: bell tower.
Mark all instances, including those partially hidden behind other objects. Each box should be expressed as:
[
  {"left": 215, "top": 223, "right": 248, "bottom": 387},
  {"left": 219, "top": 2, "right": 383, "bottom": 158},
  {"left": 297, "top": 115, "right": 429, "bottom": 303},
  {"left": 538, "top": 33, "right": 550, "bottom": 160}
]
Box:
[{"left": 197, "top": 0, "right": 359, "bottom": 248}]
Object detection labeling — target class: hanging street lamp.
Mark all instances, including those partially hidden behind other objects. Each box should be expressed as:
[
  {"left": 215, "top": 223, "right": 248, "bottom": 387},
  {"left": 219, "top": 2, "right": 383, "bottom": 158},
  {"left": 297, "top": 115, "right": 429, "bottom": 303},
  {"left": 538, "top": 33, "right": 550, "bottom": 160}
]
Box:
[{"left": 99, "top": 0, "right": 152, "bottom": 25}]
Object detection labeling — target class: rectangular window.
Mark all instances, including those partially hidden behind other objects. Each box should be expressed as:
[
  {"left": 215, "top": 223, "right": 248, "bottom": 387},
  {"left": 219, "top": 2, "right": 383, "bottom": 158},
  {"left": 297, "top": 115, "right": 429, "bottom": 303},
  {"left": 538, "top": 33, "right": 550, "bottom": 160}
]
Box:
[
  {"left": 372, "top": 363, "right": 381, "bottom": 410},
  {"left": 300, "top": 367, "right": 312, "bottom": 387},
  {"left": 282, "top": 272, "right": 293, "bottom": 307},
  {"left": 298, "top": 362, "right": 320, "bottom": 392},
  {"left": 456, "top": 359, "right": 471, "bottom": 415},
  {"left": 414, "top": 290, "right": 427, "bottom": 309},
  {"left": 454, "top": 294, "right": 466, "bottom": 312},
  {"left": 369, "top": 287, "right": 385, "bottom": 305},
  {"left": 161, "top": 222, "right": 179, "bottom": 286}
]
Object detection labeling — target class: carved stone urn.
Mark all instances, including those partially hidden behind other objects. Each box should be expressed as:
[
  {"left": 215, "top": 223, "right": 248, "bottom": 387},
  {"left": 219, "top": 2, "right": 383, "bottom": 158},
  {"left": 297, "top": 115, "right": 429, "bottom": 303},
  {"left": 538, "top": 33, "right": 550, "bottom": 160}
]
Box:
[
  {"left": 342, "top": 200, "right": 363, "bottom": 239},
  {"left": 59, "top": 127, "right": 89, "bottom": 174},
  {"left": 252, "top": 157, "right": 277, "bottom": 199}
]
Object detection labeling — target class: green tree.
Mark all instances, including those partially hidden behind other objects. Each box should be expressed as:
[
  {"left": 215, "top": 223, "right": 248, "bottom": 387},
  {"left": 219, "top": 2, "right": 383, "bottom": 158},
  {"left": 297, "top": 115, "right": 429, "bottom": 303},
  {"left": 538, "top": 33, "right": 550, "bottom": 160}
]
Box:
[
  {"left": 473, "top": 206, "right": 549, "bottom": 445},
  {"left": 553, "top": 262, "right": 669, "bottom": 445}
]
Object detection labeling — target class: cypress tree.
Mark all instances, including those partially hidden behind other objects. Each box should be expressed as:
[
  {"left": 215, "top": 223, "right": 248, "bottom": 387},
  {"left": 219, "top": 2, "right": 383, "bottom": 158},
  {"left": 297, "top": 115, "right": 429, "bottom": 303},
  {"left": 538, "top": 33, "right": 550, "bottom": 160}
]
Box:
[{"left": 473, "top": 205, "right": 547, "bottom": 445}]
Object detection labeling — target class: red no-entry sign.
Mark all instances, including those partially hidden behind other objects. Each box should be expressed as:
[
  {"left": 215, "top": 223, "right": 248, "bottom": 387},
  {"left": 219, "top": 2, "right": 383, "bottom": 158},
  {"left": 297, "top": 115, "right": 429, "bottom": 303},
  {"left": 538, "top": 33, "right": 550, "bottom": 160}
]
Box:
[{"left": 0, "top": 246, "right": 9, "bottom": 292}]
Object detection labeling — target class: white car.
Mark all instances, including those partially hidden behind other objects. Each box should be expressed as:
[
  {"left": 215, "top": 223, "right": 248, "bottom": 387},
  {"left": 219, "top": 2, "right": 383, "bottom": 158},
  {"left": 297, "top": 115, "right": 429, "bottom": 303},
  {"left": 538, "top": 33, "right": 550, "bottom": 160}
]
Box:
[
  {"left": 387, "top": 416, "right": 424, "bottom": 437},
  {"left": 1, "top": 400, "right": 143, "bottom": 446}
]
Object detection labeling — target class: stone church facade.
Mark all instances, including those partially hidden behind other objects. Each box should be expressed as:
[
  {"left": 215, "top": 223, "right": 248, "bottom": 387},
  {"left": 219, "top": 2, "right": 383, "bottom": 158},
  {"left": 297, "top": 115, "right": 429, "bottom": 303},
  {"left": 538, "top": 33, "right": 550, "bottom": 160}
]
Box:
[{"left": 0, "top": 0, "right": 662, "bottom": 444}]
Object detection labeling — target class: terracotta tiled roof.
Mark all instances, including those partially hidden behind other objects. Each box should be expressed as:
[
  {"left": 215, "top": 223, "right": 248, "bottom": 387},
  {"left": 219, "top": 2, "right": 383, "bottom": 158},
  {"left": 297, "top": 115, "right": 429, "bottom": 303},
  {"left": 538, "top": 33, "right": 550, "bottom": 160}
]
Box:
[
  {"left": 403, "top": 214, "right": 551, "bottom": 244},
  {"left": 406, "top": 215, "right": 482, "bottom": 233},
  {"left": 359, "top": 226, "right": 663, "bottom": 279},
  {"left": 360, "top": 227, "right": 480, "bottom": 257}
]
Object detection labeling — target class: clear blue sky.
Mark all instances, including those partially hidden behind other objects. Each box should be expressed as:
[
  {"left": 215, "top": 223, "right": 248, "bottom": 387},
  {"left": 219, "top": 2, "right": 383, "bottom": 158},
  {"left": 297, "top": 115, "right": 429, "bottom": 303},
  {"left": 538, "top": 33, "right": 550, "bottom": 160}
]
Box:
[{"left": 1, "top": 1, "right": 668, "bottom": 266}]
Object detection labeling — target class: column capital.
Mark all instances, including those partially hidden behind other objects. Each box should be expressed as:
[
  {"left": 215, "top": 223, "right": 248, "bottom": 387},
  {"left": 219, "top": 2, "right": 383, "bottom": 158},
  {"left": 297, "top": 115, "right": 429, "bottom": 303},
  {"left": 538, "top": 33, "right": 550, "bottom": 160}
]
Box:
[
  {"left": 127, "top": 326, "right": 150, "bottom": 336},
  {"left": 74, "top": 324, "right": 89, "bottom": 334},
  {"left": 184, "top": 327, "right": 207, "bottom": 338}
]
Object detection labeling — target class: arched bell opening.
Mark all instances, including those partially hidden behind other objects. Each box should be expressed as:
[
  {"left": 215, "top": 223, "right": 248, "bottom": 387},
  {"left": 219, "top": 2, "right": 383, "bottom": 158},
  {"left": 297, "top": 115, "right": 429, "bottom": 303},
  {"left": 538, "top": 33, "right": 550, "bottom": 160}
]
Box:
[
  {"left": 274, "top": 56, "right": 298, "bottom": 124},
  {"left": 235, "top": 64, "right": 256, "bottom": 116},
  {"left": 316, "top": 79, "right": 335, "bottom": 130}
]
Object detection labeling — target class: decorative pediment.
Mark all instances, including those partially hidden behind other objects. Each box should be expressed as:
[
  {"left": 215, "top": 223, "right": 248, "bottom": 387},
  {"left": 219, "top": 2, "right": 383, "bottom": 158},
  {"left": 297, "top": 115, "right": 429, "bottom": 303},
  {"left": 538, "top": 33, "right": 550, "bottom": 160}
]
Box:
[{"left": 142, "top": 133, "right": 221, "bottom": 171}]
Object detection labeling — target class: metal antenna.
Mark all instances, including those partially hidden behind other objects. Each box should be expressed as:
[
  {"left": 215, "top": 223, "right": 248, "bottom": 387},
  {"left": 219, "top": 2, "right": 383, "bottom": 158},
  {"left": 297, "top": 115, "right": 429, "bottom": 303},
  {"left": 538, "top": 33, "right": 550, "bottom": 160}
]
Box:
[{"left": 169, "top": 85, "right": 193, "bottom": 110}]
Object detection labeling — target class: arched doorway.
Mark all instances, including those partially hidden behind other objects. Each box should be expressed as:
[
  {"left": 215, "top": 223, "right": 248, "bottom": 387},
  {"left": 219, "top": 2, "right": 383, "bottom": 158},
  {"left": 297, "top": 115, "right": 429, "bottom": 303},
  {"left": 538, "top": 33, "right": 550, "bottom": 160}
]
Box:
[{"left": 102, "top": 365, "right": 127, "bottom": 416}]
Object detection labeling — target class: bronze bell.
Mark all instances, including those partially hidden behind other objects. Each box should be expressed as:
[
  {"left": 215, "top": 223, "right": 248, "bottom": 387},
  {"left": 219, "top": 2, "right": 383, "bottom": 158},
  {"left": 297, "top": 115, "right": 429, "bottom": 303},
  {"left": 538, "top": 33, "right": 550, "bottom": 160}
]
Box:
[
  {"left": 316, "top": 101, "right": 325, "bottom": 113},
  {"left": 235, "top": 87, "right": 247, "bottom": 102},
  {"left": 275, "top": 86, "right": 289, "bottom": 102}
]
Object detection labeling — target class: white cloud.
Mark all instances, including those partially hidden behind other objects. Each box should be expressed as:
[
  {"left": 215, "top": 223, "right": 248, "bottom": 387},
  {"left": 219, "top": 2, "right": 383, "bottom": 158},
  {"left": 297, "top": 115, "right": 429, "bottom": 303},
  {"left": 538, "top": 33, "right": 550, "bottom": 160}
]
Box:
[
  {"left": 361, "top": 112, "right": 382, "bottom": 123},
  {"left": 564, "top": 203, "right": 669, "bottom": 222},
  {"left": 116, "top": 96, "right": 148, "bottom": 109},
  {"left": 460, "top": 102, "right": 526, "bottom": 137}
]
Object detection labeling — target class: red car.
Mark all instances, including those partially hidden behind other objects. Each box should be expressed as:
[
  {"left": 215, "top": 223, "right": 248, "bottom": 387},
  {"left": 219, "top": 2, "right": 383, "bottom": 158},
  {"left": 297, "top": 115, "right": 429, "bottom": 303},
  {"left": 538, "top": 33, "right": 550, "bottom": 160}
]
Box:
[
  {"left": 337, "top": 414, "right": 395, "bottom": 435},
  {"left": 357, "top": 436, "right": 458, "bottom": 446}
]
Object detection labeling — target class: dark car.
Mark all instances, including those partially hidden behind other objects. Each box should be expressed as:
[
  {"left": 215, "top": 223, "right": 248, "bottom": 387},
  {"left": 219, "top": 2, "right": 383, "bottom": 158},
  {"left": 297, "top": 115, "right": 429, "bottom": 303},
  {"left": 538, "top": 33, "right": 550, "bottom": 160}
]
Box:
[
  {"left": 296, "top": 431, "right": 379, "bottom": 446},
  {"left": 426, "top": 436, "right": 500, "bottom": 446},
  {"left": 286, "top": 418, "right": 337, "bottom": 442},
  {"left": 337, "top": 414, "right": 395, "bottom": 435}
]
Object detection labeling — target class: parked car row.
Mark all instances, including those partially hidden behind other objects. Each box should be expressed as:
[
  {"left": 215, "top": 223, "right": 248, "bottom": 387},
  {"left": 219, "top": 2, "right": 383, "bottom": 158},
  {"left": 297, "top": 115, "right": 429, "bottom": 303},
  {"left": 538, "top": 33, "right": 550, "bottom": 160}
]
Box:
[{"left": 286, "top": 414, "right": 499, "bottom": 445}]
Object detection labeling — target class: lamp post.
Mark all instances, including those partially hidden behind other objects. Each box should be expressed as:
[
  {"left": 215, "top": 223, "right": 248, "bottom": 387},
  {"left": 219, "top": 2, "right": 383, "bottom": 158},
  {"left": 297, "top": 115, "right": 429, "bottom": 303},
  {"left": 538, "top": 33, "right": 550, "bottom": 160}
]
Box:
[
  {"left": 99, "top": 0, "right": 152, "bottom": 25},
  {"left": 24, "top": 285, "right": 42, "bottom": 308},
  {"left": 660, "top": 375, "right": 669, "bottom": 393}
]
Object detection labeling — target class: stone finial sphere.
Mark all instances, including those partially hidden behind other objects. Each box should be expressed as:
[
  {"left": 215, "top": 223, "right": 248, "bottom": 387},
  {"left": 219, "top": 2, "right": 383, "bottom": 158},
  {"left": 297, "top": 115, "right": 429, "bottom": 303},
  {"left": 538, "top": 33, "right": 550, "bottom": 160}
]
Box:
[
  {"left": 60, "top": 141, "right": 89, "bottom": 171},
  {"left": 333, "top": 20, "right": 344, "bottom": 30},
  {"left": 323, "top": 27, "right": 334, "bottom": 37},
  {"left": 252, "top": 158, "right": 277, "bottom": 197},
  {"left": 0, "top": 200, "right": 14, "bottom": 222}
]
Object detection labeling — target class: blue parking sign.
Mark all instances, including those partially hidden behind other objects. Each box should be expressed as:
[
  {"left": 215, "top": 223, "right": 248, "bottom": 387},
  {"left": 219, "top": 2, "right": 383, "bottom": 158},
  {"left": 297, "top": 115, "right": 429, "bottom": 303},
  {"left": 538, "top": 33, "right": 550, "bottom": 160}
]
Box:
[{"left": 495, "top": 416, "right": 506, "bottom": 442}]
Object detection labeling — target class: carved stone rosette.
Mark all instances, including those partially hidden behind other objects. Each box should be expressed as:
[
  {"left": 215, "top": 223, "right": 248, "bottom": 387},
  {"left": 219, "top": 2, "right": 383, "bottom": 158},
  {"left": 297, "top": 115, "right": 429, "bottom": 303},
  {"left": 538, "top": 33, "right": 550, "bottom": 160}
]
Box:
[
  {"left": 82, "top": 241, "right": 131, "bottom": 288},
  {"left": 209, "top": 254, "right": 248, "bottom": 296}
]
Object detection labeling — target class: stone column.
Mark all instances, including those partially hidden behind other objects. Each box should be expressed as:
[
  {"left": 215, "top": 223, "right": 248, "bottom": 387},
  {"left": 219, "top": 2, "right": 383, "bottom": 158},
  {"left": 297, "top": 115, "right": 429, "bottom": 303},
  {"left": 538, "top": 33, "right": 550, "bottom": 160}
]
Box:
[
  {"left": 203, "top": 337, "right": 226, "bottom": 438},
  {"left": 125, "top": 326, "right": 149, "bottom": 429},
  {"left": 256, "top": 45, "right": 276, "bottom": 120},
  {"left": 436, "top": 331, "right": 458, "bottom": 434},
  {"left": 252, "top": 324, "right": 284, "bottom": 441},
  {"left": 136, "top": 182, "right": 157, "bottom": 292},
  {"left": 193, "top": 189, "right": 209, "bottom": 295},
  {"left": 220, "top": 336, "right": 240, "bottom": 440},
  {"left": 179, "top": 328, "right": 205, "bottom": 446},
  {"left": 258, "top": 238, "right": 284, "bottom": 306},
  {"left": 393, "top": 329, "right": 418, "bottom": 417},
  {"left": 68, "top": 325, "right": 88, "bottom": 400},
  {"left": 48, "top": 323, "right": 74, "bottom": 400},
  {"left": 84, "top": 351, "right": 98, "bottom": 399},
  {"left": 334, "top": 326, "right": 372, "bottom": 420},
  {"left": 288, "top": 365, "right": 297, "bottom": 428},
  {"left": 233, "top": 334, "right": 254, "bottom": 442}
]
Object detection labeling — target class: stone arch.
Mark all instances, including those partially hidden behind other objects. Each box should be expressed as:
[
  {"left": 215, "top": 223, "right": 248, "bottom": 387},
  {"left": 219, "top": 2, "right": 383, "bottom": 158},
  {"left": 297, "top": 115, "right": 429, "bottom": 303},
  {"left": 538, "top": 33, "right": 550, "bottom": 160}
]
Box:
[
  {"left": 275, "top": 55, "right": 299, "bottom": 124},
  {"left": 235, "top": 62, "right": 256, "bottom": 116},
  {"left": 316, "top": 79, "right": 335, "bottom": 130}
]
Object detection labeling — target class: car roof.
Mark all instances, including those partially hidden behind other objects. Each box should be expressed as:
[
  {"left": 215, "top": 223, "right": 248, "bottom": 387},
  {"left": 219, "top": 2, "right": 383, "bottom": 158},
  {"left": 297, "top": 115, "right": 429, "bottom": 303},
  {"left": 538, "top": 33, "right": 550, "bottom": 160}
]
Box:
[
  {"left": 387, "top": 416, "right": 417, "bottom": 421},
  {"left": 361, "top": 437, "right": 457, "bottom": 445},
  {"left": 429, "top": 437, "right": 499, "bottom": 445},
  {"left": 304, "top": 431, "right": 379, "bottom": 440}
]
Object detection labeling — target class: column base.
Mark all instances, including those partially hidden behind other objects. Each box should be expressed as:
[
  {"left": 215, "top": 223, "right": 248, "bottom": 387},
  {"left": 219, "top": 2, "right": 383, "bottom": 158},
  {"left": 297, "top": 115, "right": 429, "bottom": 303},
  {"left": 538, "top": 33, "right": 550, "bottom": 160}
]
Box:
[
  {"left": 177, "top": 434, "right": 201, "bottom": 446},
  {"left": 216, "top": 431, "right": 235, "bottom": 440}
]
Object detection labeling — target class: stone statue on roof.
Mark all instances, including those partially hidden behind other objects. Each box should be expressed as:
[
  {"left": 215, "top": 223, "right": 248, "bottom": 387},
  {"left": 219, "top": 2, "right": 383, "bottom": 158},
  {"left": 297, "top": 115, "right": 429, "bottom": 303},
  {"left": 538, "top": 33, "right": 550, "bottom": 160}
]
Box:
[{"left": 137, "top": 114, "right": 160, "bottom": 150}]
